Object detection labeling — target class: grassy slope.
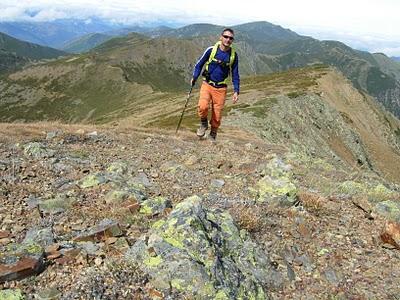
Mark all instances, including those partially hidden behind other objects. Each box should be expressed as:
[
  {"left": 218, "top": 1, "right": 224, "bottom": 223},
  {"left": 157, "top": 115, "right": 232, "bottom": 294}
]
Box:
[
  {"left": 142, "top": 65, "right": 400, "bottom": 183},
  {"left": 61, "top": 33, "right": 114, "bottom": 53},
  {"left": 0, "top": 32, "right": 66, "bottom": 60}
]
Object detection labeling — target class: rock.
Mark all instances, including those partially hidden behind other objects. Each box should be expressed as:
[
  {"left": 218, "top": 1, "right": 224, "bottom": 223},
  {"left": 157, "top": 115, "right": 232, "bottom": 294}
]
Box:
[
  {"left": 324, "top": 268, "right": 341, "bottom": 286},
  {"left": 160, "top": 161, "right": 184, "bottom": 174},
  {"left": 39, "top": 195, "right": 77, "bottom": 214},
  {"left": 245, "top": 143, "right": 253, "bottom": 150},
  {"left": 23, "top": 227, "right": 54, "bottom": 248},
  {"left": 112, "top": 238, "right": 130, "bottom": 252},
  {"left": 380, "top": 221, "right": 400, "bottom": 250},
  {"left": 254, "top": 157, "right": 298, "bottom": 206},
  {"left": 25, "top": 195, "right": 40, "bottom": 209},
  {"left": 317, "top": 248, "right": 330, "bottom": 256},
  {"left": 105, "top": 187, "right": 146, "bottom": 204},
  {"left": 0, "top": 238, "right": 11, "bottom": 246},
  {"left": 184, "top": 155, "right": 199, "bottom": 166},
  {"left": 35, "top": 288, "right": 61, "bottom": 300},
  {"left": 94, "top": 257, "right": 103, "bottom": 266},
  {"left": 0, "top": 230, "right": 10, "bottom": 239},
  {"left": 294, "top": 254, "right": 315, "bottom": 272},
  {"left": 76, "top": 242, "right": 100, "bottom": 255},
  {"left": 0, "top": 289, "right": 25, "bottom": 300},
  {"left": 87, "top": 131, "right": 98, "bottom": 137},
  {"left": 46, "top": 252, "right": 61, "bottom": 260},
  {"left": 74, "top": 219, "right": 123, "bottom": 242},
  {"left": 132, "top": 172, "right": 152, "bottom": 188},
  {"left": 0, "top": 160, "right": 8, "bottom": 171},
  {"left": 286, "top": 263, "right": 296, "bottom": 282},
  {"left": 46, "top": 130, "right": 62, "bottom": 140},
  {"left": 0, "top": 242, "right": 45, "bottom": 283},
  {"left": 139, "top": 197, "right": 172, "bottom": 216},
  {"left": 352, "top": 197, "right": 373, "bottom": 213},
  {"left": 107, "top": 161, "right": 129, "bottom": 175},
  {"left": 124, "top": 201, "right": 141, "bottom": 213},
  {"left": 79, "top": 173, "right": 107, "bottom": 189},
  {"left": 23, "top": 142, "right": 55, "bottom": 159},
  {"left": 126, "top": 195, "right": 282, "bottom": 299},
  {"left": 105, "top": 190, "right": 130, "bottom": 204},
  {"left": 105, "top": 237, "right": 118, "bottom": 245},
  {"left": 375, "top": 200, "right": 400, "bottom": 222},
  {"left": 210, "top": 179, "right": 225, "bottom": 190}
]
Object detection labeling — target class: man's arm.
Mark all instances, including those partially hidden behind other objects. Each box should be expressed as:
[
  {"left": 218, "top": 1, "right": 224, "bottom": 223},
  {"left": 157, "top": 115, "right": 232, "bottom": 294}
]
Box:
[
  {"left": 191, "top": 46, "right": 212, "bottom": 84},
  {"left": 231, "top": 53, "right": 240, "bottom": 103}
]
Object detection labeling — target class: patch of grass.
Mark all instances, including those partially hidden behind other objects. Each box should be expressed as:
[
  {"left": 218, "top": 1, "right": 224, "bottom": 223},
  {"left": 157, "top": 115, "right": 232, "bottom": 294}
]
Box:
[
  {"left": 232, "top": 204, "right": 265, "bottom": 233},
  {"left": 119, "top": 58, "right": 186, "bottom": 92},
  {"left": 298, "top": 191, "right": 324, "bottom": 214}
]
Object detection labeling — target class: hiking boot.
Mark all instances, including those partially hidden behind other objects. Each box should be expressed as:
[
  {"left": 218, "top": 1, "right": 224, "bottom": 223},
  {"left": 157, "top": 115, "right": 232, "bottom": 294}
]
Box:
[
  {"left": 196, "top": 119, "right": 208, "bottom": 137},
  {"left": 209, "top": 130, "right": 217, "bottom": 143}
]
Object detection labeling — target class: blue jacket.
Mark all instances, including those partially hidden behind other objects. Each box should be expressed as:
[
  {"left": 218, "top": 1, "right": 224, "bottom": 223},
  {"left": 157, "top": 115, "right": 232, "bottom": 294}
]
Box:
[{"left": 192, "top": 45, "right": 240, "bottom": 94}]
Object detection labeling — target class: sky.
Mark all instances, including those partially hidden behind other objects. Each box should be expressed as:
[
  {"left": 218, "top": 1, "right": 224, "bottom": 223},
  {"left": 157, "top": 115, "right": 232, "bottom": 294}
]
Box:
[{"left": 1, "top": 0, "right": 400, "bottom": 56}]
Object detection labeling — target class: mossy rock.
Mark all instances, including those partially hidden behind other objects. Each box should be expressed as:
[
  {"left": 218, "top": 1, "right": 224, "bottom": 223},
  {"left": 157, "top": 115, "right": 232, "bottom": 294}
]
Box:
[
  {"left": 139, "top": 196, "right": 172, "bottom": 216},
  {"left": 127, "top": 195, "right": 282, "bottom": 299},
  {"left": 23, "top": 142, "right": 55, "bottom": 159},
  {"left": 0, "top": 289, "right": 25, "bottom": 300},
  {"left": 39, "top": 195, "right": 77, "bottom": 214},
  {"left": 339, "top": 181, "right": 397, "bottom": 203},
  {"left": 79, "top": 173, "right": 107, "bottom": 188},
  {"left": 254, "top": 157, "right": 298, "bottom": 206},
  {"left": 4, "top": 242, "right": 44, "bottom": 259},
  {"left": 107, "top": 161, "right": 129, "bottom": 175}
]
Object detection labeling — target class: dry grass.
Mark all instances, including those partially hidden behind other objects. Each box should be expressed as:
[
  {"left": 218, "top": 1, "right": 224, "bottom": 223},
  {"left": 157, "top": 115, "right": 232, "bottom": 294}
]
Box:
[
  {"left": 232, "top": 204, "right": 265, "bottom": 233},
  {"left": 0, "top": 121, "right": 104, "bottom": 142},
  {"left": 298, "top": 190, "right": 324, "bottom": 214}
]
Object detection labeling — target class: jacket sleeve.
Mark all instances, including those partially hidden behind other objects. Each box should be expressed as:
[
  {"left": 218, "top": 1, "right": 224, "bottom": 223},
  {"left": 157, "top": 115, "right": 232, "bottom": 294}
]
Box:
[
  {"left": 192, "top": 47, "right": 212, "bottom": 81},
  {"left": 231, "top": 53, "right": 240, "bottom": 94}
]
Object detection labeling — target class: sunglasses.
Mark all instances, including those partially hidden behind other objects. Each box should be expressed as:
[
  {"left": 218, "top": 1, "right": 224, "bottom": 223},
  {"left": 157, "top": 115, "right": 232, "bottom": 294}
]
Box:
[{"left": 222, "top": 35, "right": 234, "bottom": 41}]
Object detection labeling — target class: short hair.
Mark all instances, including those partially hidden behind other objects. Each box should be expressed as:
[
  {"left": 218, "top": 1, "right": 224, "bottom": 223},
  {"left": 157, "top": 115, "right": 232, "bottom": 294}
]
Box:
[{"left": 222, "top": 28, "right": 234, "bottom": 35}]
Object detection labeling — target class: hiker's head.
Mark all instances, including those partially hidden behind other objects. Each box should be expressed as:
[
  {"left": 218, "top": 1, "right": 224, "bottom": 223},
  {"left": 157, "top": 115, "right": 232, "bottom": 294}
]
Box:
[{"left": 220, "top": 28, "right": 234, "bottom": 47}]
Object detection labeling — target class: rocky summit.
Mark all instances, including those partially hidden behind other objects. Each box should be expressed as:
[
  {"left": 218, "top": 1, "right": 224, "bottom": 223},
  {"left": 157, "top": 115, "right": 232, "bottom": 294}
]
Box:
[
  {"left": 1, "top": 53, "right": 400, "bottom": 300},
  {"left": 0, "top": 122, "right": 399, "bottom": 299}
]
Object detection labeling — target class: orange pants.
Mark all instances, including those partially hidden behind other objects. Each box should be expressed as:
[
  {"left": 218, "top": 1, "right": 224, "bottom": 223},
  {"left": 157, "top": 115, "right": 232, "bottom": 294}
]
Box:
[{"left": 197, "top": 82, "right": 227, "bottom": 130}]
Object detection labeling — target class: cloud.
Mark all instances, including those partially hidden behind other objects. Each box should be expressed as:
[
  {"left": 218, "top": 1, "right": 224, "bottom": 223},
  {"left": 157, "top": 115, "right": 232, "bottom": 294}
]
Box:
[
  {"left": 374, "top": 47, "right": 400, "bottom": 57},
  {"left": 0, "top": 0, "right": 400, "bottom": 55}
]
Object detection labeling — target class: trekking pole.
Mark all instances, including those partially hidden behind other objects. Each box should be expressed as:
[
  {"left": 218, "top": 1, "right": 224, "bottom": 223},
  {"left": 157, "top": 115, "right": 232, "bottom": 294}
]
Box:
[{"left": 175, "top": 83, "right": 195, "bottom": 134}]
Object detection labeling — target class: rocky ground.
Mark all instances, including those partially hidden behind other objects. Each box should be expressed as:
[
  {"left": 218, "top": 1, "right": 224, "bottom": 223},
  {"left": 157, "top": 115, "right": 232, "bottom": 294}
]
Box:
[{"left": 1, "top": 123, "right": 400, "bottom": 299}]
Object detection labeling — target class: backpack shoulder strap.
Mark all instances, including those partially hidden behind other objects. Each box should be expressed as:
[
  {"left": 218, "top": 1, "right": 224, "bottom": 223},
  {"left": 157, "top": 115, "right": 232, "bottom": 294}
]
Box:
[{"left": 205, "top": 41, "right": 221, "bottom": 71}]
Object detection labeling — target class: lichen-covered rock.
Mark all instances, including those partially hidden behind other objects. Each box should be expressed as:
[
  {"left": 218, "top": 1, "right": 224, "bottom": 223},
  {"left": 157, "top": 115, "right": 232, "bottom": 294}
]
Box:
[
  {"left": 126, "top": 195, "right": 282, "bottom": 299},
  {"left": 139, "top": 196, "right": 172, "bottom": 216},
  {"left": 254, "top": 157, "right": 298, "bottom": 206},
  {"left": 107, "top": 161, "right": 129, "bottom": 175},
  {"left": 105, "top": 187, "right": 147, "bottom": 204},
  {"left": 74, "top": 219, "right": 123, "bottom": 242},
  {"left": 39, "top": 194, "right": 77, "bottom": 214},
  {"left": 339, "top": 181, "right": 397, "bottom": 202},
  {"left": 0, "top": 242, "right": 45, "bottom": 283},
  {"left": 0, "top": 289, "right": 25, "bottom": 300},
  {"left": 375, "top": 200, "right": 400, "bottom": 222},
  {"left": 35, "top": 288, "right": 61, "bottom": 300},
  {"left": 23, "top": 227, "right": 54, "bottom": 248},
  {"left": 79, "top": 173, "right": 107, "bottom": 189},
  {"left": 23, "top": 142, "right": 55, "bottom": 159}
]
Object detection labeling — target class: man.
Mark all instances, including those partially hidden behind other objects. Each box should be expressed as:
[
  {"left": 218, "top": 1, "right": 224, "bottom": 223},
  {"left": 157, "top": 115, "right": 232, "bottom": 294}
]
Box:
[{"left": 191, "top": 28, "right": 240, "bottom": 142}]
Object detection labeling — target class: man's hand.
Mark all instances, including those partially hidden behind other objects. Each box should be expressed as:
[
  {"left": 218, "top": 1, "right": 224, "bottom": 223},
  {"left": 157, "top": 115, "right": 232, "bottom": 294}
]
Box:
[{"left": 232, "top": 92, "right": 239, "bottom": 104}]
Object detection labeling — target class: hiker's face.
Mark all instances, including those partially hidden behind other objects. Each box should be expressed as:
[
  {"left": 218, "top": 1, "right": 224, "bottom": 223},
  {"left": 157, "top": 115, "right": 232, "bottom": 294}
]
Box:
[{"left": 221, "top": 31, "right": 234, "bottom": 47}]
